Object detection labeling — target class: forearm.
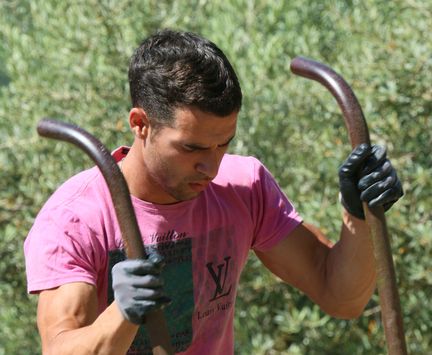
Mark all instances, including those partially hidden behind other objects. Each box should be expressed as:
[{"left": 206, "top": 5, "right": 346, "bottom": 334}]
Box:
[
  {"left": 324, "top": 209, "right": 377, "bottom": 318},
  {"left": 43, "top": 302, "right": 139, "bottom": 355}
]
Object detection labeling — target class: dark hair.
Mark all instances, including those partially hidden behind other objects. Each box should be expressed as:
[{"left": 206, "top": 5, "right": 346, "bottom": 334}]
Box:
[{"left": 128, "top": 29, "right": 242, "bottom": 126}]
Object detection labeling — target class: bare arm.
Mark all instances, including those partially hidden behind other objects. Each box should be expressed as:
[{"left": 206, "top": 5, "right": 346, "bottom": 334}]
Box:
[
  {"left": 255, "top": 209, "right": 376, "bottom": 319},
  {"left": 37, "top": 282, "right": 139, "bottom": 355}
]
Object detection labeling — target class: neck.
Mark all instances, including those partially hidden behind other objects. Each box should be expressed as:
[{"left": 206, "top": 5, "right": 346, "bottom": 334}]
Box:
[
  {"left": 120, "top": 142, "right": 176, "bottom": 204},
  {"left": 120, "top": 143, "right": 147, "bottom": 199}
]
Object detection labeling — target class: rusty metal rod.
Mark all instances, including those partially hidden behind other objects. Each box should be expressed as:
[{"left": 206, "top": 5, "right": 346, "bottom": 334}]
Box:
[
  {"left": 37, "top": 118, "right": 174, "bottom": 355},
  {"left": 290, "top": 57, "right": 407, "bottom": 355}
]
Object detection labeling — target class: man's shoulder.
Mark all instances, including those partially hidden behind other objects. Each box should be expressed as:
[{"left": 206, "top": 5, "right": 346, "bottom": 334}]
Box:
[
  {"left": 214, "top": 154, "right": 264, "bottom": 186},
  {"left": 220, "top": 153, "right": 261, "bottom": 170},
  {"left": 40, "top": 166, "right": 109, "bottom": 221}
]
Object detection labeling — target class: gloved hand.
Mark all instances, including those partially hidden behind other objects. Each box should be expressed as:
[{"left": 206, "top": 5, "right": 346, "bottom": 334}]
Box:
[
  {"left": 338, "top": 144, "right": 403, "bottom": 219},
  {"left": 112, "top": 253, "right": 171, "bottom": 324}
]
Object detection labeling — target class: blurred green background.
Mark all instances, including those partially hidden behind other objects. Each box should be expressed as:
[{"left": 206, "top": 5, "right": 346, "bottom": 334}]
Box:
[{"left": 0, "top": 1, "right": 431, "bottom": 354}]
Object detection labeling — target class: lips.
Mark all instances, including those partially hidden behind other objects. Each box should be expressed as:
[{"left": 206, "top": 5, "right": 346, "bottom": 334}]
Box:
[{"left": 188, "top": 181, "right": 209, "bottom": 192}]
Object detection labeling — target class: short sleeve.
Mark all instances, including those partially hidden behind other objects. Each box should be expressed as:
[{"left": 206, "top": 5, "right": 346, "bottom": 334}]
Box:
[
  {"left": 250, "top": 160, "right": 303, "bottom": 251},
  {"left": 24, "top": 208, "right": 105, "bottom": 294}
]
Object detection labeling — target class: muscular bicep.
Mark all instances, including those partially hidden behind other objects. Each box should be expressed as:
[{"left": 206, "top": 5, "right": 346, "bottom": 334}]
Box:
[
  {"left": 255, "top": 223, "right": 333, "bottom": 302},
  {"left": 37, "top": 282, "right": 98, "bottom": 351}
]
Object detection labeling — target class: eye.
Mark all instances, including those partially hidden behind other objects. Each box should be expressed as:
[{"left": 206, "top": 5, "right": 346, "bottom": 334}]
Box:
[
  {"left": 182, "top": 144, "right": 204, "bottom": 152},
  {"left": 219, "top": 135, "right": 235, "bottom": 149},
  {"left": 218, "top": 142, "right": 230, "bottom": 148},
  {"left": 183, "top": 146, "right": 196, "bottom": 152}
]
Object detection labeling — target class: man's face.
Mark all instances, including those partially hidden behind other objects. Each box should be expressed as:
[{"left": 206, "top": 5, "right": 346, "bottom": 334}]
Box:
[{"left": 141, "top": 106, "right": 238, "bottom": 204}]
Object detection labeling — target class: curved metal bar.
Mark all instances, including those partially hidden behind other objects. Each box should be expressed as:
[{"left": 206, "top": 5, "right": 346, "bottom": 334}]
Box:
[
  {"left": 290, "top": 57, "right": 407, "bottom": 355},
  {"left": 290, "top": 57, "right": 370, "bottom": 147},
  {"left": 37, "top": 118, "right": 173, "bottom": 355}
]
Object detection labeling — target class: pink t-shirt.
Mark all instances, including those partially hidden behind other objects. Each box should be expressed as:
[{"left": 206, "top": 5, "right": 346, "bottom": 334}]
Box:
[{"left": 24, "top": 147, "right": 302, "bottom": 354}]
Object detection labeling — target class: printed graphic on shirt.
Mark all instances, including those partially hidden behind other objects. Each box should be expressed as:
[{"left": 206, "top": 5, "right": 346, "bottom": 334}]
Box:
[
  {"left": 108, "top": 233, "right": 194, "bottom": 354},
  {"left": 190, "top": 225, "right": 239, "bottom": 345},
  {"left": 108, "top": 225, "right": 239, "bottom": 353},
  {"left": 195, "top": 256, "right": 234, "bottom": 323},
  {"left": 207, "top": 256, "right": 233, "bottom": 301}
]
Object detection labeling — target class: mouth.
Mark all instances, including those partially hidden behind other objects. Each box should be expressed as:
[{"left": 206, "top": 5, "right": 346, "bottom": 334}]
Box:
[{"left": 188, "top": 181, "right": 209, "bottom": 193}]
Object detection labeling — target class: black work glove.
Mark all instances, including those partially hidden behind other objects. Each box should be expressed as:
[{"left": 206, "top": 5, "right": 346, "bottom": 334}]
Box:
[
  {"left": 112, "top": 253, "right": 171, "bottom": 324},
  {"left": 338, "top": 144, "right": 403, "bottom": 219}
]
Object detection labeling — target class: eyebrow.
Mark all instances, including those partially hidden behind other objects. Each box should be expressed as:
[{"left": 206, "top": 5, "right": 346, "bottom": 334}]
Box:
[{"left": 184, "top": 135, "right": 236, "bottom": 150}]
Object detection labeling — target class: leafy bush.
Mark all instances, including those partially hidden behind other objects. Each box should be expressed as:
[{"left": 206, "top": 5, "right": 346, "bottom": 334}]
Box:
[{"left": 1, "top": 1, "right": 430, "bottom": 354}]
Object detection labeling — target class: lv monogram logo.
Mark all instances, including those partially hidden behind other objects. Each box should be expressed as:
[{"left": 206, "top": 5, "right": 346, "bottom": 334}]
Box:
[{"left": 206, "top": 256, "right": 232, "bottom": 302}]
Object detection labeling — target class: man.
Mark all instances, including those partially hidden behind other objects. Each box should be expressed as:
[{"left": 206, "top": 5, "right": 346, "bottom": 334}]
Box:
[{"left": 24, "top": 29, "right": 403, "bottom": 354}]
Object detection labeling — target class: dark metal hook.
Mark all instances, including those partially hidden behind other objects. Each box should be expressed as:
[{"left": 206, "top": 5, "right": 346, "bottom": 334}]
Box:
[
  {"left": 290, "top": 57, "right": 407, "bottom": 355},
  {"left": 37, "top": 118, "right": 173, "bottom": 355}
]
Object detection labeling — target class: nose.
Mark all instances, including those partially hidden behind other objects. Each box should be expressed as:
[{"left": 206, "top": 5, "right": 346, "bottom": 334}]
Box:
[{"left": 195, "top": 150, "right": 223, "bottom": 180}]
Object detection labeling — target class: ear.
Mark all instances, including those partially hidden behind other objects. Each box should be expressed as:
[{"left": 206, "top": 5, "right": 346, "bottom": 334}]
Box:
[{"left": 129, "top": 108, "right": 149, "bottom": 139}]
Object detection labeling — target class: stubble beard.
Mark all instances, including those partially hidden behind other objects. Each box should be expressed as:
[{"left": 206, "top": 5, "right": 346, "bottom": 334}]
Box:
[{"left": 150, "top": 162, "right": 201, "bottom": 203}]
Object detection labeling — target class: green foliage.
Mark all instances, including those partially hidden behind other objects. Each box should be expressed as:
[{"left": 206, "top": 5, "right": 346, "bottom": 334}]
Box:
[{"left": 1, "top": 0, "right": 431, "bottom": 354}]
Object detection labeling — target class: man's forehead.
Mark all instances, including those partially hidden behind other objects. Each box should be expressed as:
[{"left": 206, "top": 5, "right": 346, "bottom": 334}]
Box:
[{"left": 173, "top": 107, "right": 237, "bottom": 131}]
